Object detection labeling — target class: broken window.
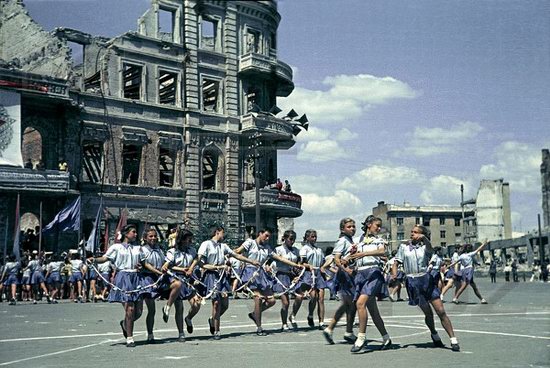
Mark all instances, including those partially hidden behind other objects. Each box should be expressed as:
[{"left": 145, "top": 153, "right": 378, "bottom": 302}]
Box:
[
  {"left": 67, "top": 41, "right": 84, "bottom": 66},
  {"left": 246, "top": 87, "right": 259, "bottom": 112},
  {"left": 202, "top": 148, "right": 224, "bottom": 191},
  {"left": 202, "top": 78, "right": 221, "bottom": 112},
  {"left": 123, "top": 63, "right": 142, "bottom": 100},
  {"left": 159, "top": 147, "right": 176, "bottom": 187},
  {"left": 122, "top": 144, "right": 142, "bottom": 185},
  {"left": 22, "top": 127, "right": 42, "bottom": 168},
  {"left": 246, "top": 29, "right": 260, "bottom": 53},
  {"left": 159, "top": 71, "right": 177, "bottom": 105},
  {"left": 201, "top": 17, "right": 217, "bottom": 50},
  {"left": 84, "top": 70, "right": 101, "bottom": 93},
  {"left": 82, "top": 141, "right": 103, "bottom": 183},
  {"left": 269, "top": 32, "right": 276, "bottom": 50},
  {"left": 158, "top": 8, "right": 175, "bottom": 42}
]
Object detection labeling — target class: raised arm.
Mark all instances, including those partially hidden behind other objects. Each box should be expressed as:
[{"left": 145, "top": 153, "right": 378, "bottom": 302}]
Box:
[{"left": 473, "top": 240, "right": 489, "bottom": 255}]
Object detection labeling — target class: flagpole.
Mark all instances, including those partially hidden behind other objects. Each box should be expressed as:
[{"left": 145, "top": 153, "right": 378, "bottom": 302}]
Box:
[
  {"left": 38, "top": 201, "right": 43, "bottom": 254},
  {"left": 3, "top": 214, "right": 8, "bottom": 264}
]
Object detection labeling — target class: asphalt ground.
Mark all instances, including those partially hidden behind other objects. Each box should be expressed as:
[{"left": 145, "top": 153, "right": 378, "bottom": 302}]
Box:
[{"left": 0, "top": 278, "right": 549, "bottom": 368}]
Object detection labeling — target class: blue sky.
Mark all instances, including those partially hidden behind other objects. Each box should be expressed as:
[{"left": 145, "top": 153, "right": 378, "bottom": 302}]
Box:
[{"left": 24, "top": 0, "right": 550, "bottom": 240}]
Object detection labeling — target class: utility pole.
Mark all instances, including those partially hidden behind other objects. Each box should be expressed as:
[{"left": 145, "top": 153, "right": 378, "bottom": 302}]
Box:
[
  {"left": 461, "top": 184, "right": 466, "bottom": 243},
  {"left": 538, "top": 214, "right": 545, "bottom": 264},
  {"left": 250, "top": 133, "right": 262, "bottom": 234}
]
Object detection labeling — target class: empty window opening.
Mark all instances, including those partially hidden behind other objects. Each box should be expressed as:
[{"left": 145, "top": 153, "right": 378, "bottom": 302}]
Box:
[
  {"left": 440, "top": 230, "right": 446, "bottom": 239},
  {"left": 439, "top": 217, "right": 445, "bottom": 225},
  {"left": 415, "top": 217, "right": 421, "bottom": 225},
  {"left": 158, "top": 8, "right": 175, "bottom": 42},
  {"left": 159, "top": 147, "right": 176, "bottom": 187},
  {"left": 159, "top": 71, "right": 177, "bottom": 105},
  {"left": 202, "top": 78, "right": 220, "bottom": 112},
  {"left": 454, "top": 218, "right": 461, "bottom": 226},
  {"left": 423, "top": 217, "right": 430, "bottom": 227},
  {"left": 246, "top": 29, "right": 260, "bottom": 53},
  {"left": 123, "top": 64, "right": 142, "bottom": 100},
  {"left": 202, "top": 151, "right": 218, "bottom": 190},
  {"left": 269, "top": 32, "right": 276, "bottom": 50},
  {"left": 67, "top": 41, "right": 84, "bottom": 66},
  {"left": 246, "top": 87, "right": 260, "bottom": 111},
  {"left": 22, "top": 127, "right": 42, "bottom": 168},
  {"left": 397, "top": 232, "right": 404, "bottom": 241},
  {"left": 84, "top": 70, "right": 101, "bottom": 93},
  {"left": 122, "top": 144, "right": 142, "bottom": 185},
  {"left": 201, "top": 18, "right": 216, "bottom": 49},
  {"left": 82, "top": 141, "right": 103, "bottom": 183},
  {"left": 396, "top": 217, "right": 403, "bottom": 226}
]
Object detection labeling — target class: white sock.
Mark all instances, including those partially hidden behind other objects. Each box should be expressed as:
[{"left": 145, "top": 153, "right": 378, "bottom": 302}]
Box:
[
  {"left": 450, "top": 337, "right": 458, "bottom": 344},
  {"left": 382, "top": 334, "right": 390, "bottom": 342},
  {"left": 355, "top": 333, "right": 366, "bottom": 344},
  {"left": 126, "top": 337, "right": 134, "bottom": 344},
  {"left": 165, "top": 304, "right": 171, "bottom": 312},
  {"left": 324, "top": 326, "right": 333, "bottom": 333},
  {"left": 179, "top": 332, "right": 185, "bottom": 338}
]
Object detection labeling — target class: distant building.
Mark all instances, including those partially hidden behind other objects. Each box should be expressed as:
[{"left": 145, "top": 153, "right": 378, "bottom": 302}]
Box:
[
  {"left": 372, "top": 201, "right": 472, "bottom": 253},
  {"left": 463, "top": 179, "right": 512, "bottom": 243}
]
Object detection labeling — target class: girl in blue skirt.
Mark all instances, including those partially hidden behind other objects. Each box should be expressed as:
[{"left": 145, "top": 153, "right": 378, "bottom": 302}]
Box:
[
  {"left": 90, "top": 224, "right": 144, "bottom": 347},
  {"left": 392, "top": 225, "right": 460, "bottom": 352},
  {"left": 1, "top": 255, "right": 21, "bottom": 305}
]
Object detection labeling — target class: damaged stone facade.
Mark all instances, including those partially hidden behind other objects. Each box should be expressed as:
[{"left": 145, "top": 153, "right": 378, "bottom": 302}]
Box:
[{"left": 0, "top": 0, "right": 302, "bottom": 251}]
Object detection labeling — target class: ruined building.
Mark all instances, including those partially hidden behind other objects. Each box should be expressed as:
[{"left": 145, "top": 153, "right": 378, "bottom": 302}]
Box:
[
  {"left": 0, "top": 0, "right": 303, "bottom": 252},
  {"left": 542, "top": 149, "right": 550, "bottom": 229}
]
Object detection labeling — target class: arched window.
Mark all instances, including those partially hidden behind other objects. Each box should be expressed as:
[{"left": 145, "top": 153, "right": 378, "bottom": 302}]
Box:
[
  {"left": 22, "top": 127, "right": 42, "bottom": 169},
  {"left": 20, "top": 212, "right": 40, "bottom": 252},
  {"left": 202, "top": 146, "right": 225, "bottom": 191}
]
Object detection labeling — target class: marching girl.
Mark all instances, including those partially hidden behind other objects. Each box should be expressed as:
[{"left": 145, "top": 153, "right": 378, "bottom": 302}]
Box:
[
  {"left": 452, "top": 242, "right": 488, "bottom": 304},
  {"left": 273, "top": 230, "right": 304, "bottom": 331},
  {"left": 234, "top": 228, "right": 304, "bottom": 336},
  {"left": 21, "top": 257, "right": 32, "bottom": 301},
  {"left": 160, "top": 229, "right": 202, "bottom": 342},
  {"left": 441, "top": 248, "right": 461, "bottom": 300},
  {"left": 323, "top": 218, "right": 358, "bottom": 345},
  {"left": 298, "top": 229, "right": 327, "bottom": 329},
  {"left": 428, "top": 246, "right": 444, "bottom": 290},
  {"left": 346, "top": 215, "right": 392, "bottom": 353},
  {"left": 90, "top": 224, "right": 144, "bottom": 347},
  {"left": 69, "top": 252, "right": 87, "bottom": 303},
  {"left": 138, "top": 228, "right": 165, "bottom": 344},
  {"left": 28, "top": 254, "right": 51, "bottom": 304},
  {"left": 321, "top": 247, "right": 339, "bottom": 301},
  {"left": 2, "top": 255, "right": 21, "bottom": 305},
  {"left": 96, "top": 254, "right": 114, "bottom": 301},
  {"left": 45, "top": 254, "right": 64, "bottom": 303},
  {"left": 392, "top": 225, "right": 460, "bottom": 352},
  {"left": 384, "top": 250, "right": 404, "bottom": 302},
  {"left": 197, "top": 226, "right": 259, "bottom": 340}
]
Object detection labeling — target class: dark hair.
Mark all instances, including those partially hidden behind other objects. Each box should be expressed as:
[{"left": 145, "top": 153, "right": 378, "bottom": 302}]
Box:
[
  {"left": 209, "top": 225, "right": 224, "bottom": 237},
  {"left": 281, "top": 230, "right": 297, "bottom": 242},
  {"left": 361, "top": 215, "right": 382, "bottom": 232},
  {"left": 176, "top": 229, "right": 194, "bottom": 246},
  {"left": 257, "top": 228, "right": 272, "bottom": 237},
  {"left": 303, "top": 229, "right": 317, "bottom": 243},
  {"left": 325, "top": 246, "right": 334, "bottom": 256},
  {"left": 120, "top": 224, "right": 137, "bottom": 239},
  {"left": 413, "top": 224, "right": 430, "bottom": 239}
]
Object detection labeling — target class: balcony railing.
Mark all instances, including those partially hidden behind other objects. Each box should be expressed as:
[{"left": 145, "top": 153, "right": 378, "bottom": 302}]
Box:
[
  {"left": 241, "top": 113, "right": 295, "bottom": 150},
  {"left": 0, "top": 167, "right": 70, "bottom": 192},
  {"left": 238, "top": 53, "right": 294, "bottom": 97},
  {"left": 242, "top": 188, "right": 302, "bottom": 218}
]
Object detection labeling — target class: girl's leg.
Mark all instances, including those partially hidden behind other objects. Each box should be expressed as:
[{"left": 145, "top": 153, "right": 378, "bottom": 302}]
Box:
[
  {"left": 307, "top": 289, "right": 318, "bottom": 326},
  {"left": 453, "top": 281, "right": 468, "bottom": 300},
  {"left": 186, "top": 295, "right": 201, "bottom": 320},
  {"left": 291, "top": 293, "right": 303, "bottom": 317},
  {"left": 470, "top": 281, "right": 485, "bottom": 301},
  {"left": 440, "top": 279, "right": 453, "bottom": 297},
  {"left": 124, "top": 302, "right": 135, "bottom": 338},
  {"left": 355, "top": 294, "right": 370, "bottom": 334},
  {"left": 418, "top": 301, "right": 437, "bottom": 335},
  {"left": 429, "top": 298, "right": 455, "bottom": 338},
  {"left": 144, "top": 297, "right": 156, "bottom": 336},
  {"left": 174, "top": 300, "right": 184, "bottom": 335},
  {"left": 317, "top": 289, "right": 326, "bottom": 325},
  {"left": 366, "top": 297, "right": 389, "bottom": 337},
  {"left": 280, "top": 294, "right": 290, "bottom": 326}
]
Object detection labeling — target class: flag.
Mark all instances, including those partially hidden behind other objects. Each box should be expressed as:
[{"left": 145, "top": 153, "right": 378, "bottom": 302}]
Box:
[
  {"left": 85, "top": 199, "right": 102, "bottom": 252},
  {"left": 103, "top": 209, "right": 109, "bottom": 252},
  {"left": 12, "top": 194, "right": 21, "bottom": 260},
  {"left": 42, "top": 196, "right": 81, "bottom": 234},
  {"left": 115, "top": 206, "right": 128, "bottom": 241}
]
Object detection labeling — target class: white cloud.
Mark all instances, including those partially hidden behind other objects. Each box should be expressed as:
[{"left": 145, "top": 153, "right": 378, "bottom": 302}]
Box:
[
  {"left": 403, "top": 121, "right": 484, "bottom": 157},
  {"left": 295, "top": 127, "right": 330, "bottom": 142},
  {"left": 420, "top": 175, "right": 474, "bottom": 204},
  {"left": 279, "top": 74, "right": 418, "bottom": 125},
  {"left": 301, "top": 190, "right": 363, "bottom": 215},
  {"left": 479, "top": 141, "right": 543, "bottom": 193},
  {"left": 334, "top": 128, "right": 359, "bottom": 141},
  {"left": 287, "top": 174, "right": 335, "bottom": 196},
  {"left": 337, "top": 164, "right": 424, "bottom": 191},
  {"left": 296, "top": 140, "right": 348, "bottom": 163}
]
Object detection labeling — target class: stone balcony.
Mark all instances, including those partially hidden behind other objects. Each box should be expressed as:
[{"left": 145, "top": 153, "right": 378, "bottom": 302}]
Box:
[
  {"left": 242, "top": 188, "right": 302, "bottom": 218},
  {"left": 0, "top": 167, "right": 71, "bottom": 193},
  {"left": 241, "top": 113, "right": 296, "bottom": 150},
  {"left": 238, "top": 53, "right": 294, "bottom": 97}
]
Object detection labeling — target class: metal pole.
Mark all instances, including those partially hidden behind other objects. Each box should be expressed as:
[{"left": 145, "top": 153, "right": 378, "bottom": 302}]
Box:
[
  {"left": 3, "top": 214, "right": 8, "bottom": 263},
  {"left": 538, "top": 214, "right": 545, "bottom": 263},
  {"left": 254, "top": 141, "right": 261, "bottom": 235},
  {"left": 38, "top": 201, "right": 42, "bottom": 254},
  {"left": 461, "top": 184, "right": 465, "bottom": 242}
]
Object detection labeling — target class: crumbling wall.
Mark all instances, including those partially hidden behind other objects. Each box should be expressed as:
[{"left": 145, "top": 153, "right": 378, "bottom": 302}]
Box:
[{"left": 0, "top": 0, "right": 71, "bottom": 79}]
